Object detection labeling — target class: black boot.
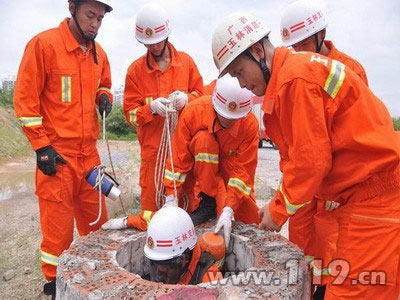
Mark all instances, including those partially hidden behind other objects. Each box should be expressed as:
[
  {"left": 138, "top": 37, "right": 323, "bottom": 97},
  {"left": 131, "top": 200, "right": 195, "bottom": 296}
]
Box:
[
  {"left": 189, "top": 192, "right": 217, "bottom": 225},
  {"left": 313, "top": 285, "right": 326, "bottom": 300},
  {"left": 43, "top": 280, "right": 56, "bottom": 300}
]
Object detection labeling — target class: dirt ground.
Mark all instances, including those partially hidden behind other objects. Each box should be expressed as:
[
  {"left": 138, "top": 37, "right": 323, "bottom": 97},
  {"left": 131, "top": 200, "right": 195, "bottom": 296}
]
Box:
[{"left": 0, "top": 140, "right": 282, "bottom": 300}]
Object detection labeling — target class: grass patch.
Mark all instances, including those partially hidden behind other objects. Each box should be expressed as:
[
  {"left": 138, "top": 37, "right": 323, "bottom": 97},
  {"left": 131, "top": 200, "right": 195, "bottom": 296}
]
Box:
[{"left": 0, "top": 108, "right": 32, "bottom": 162}]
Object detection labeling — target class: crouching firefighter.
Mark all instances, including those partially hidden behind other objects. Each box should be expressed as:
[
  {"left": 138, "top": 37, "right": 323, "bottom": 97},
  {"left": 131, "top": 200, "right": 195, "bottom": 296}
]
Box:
[{"left": 144, "top": 206, "right": 224, "bottom": 284}]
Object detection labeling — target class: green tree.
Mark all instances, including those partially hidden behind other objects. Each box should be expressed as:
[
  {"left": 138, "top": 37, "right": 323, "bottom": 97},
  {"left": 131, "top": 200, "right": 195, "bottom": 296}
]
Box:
[
  {"left": 393, "top": 117, "right": 400, "bottom": 131},
  {"left": 100, "top": 104, "right": 136, "bottom": 140},
  {"left": 0, "top": 89, "right": 14, "bottom": 108}
]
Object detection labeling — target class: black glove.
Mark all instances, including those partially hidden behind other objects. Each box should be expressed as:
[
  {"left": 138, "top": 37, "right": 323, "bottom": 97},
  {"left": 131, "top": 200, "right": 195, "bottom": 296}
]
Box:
[
  {"left": 36, "top": 145, "right": 67, "bottom": 176},
  {"left": 98, "top": 93, "right": 112, "bottom": 119}
]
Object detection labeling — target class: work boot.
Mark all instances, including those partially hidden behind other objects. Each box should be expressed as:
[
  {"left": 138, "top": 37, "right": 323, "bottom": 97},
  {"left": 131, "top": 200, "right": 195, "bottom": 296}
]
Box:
[
  {"left": 43, "top": 280, "right": 56, "bottom": 300},
  {"left": 313, "top": 285, "right": 326, "bottom": 300},
  {"left": 189, "top": 192, "right": 217, "bottom": 225}
]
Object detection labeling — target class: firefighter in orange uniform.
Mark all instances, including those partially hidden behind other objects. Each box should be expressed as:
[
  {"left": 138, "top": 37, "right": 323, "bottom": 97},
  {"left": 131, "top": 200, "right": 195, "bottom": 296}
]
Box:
[
  {"left": 162, "top": 75, "right": 261, "bottom": 248},
  {"left": 212, "top": 13, "right": 400, "bottom": 300},
  {"left": 103, "top": 76, "right": 261, "bottom": 247},
  {"left": 280, "top": 1, "right": 371, "bottom": 297},
  {"left": 123, "top": 3, "right": 203, "bottom": 212},
  {"left": 13, "top": 0, "right": 113, "bottom": 298}
]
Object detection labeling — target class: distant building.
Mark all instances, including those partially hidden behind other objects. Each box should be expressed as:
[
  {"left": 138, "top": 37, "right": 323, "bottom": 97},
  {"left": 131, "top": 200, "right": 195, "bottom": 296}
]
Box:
[
  {"left": 113, "top": 85, "right": 124, "bottom": 105},
  {"left": 1, "top": 75, "right": 16, "bottom": 92}
]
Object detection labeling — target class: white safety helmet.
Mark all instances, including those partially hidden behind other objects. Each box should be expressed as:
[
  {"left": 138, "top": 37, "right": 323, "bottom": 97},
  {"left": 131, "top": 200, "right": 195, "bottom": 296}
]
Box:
[
  {"left": 280, "top": 0, "right": 328, "bottom": 47},
  {"left": 135, "top": 3, "right": 171, "bottom": 45},
  {"left": 97, "top": 0, "right": 112, "bottom": 12},
  {"left": 212, "top": 75, "right": 254, "bottom": 120},
  {"left": 69, "top": 0, "right": 112, "bottom": 12},
  {"left": 212, "top": 13, "right": 271, "bottom": 76},
  {"left": 144, "top": 207, "right": 197, "bottom": 261}
]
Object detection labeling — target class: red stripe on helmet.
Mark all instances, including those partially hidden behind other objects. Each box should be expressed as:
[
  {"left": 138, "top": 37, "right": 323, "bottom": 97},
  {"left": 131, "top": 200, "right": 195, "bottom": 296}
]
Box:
[
  {"left": 155, "top": 27, "right": 166, "bottom": 33},
  {"left": 217, "top": 45, "right": 228, "bottom": 57},
  {"left": 239, "top": 100, "right": 251, "bottom": 107},
  {"left": 290, "top": 24, "right": 306, "bottom": 33},
  {"left": 155, "top": 25, "right": 166, "bottom": 30},
  {"left": 290, "top": 21, "right": 305, "bottom": 30},
  {"left": 216, "top": 92, "right": 227, "bottom": 104}
]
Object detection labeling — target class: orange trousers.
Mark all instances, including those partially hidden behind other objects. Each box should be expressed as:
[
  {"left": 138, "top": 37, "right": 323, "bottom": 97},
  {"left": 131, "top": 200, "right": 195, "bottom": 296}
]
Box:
[
  {"left": 36, "top": 149, "right": 108, "bottom": 280},
  {"left": 313, "top": 200, "right": 339, "bottom": 286},
  {"left": 139, "top": 160, "right": 158, "bottom": 211},
  {"left": 325, "top": 187, "right": 400, "bottom": 299},
  {"left": 289, "top": 197, "right": 339, "bottom": 287}
]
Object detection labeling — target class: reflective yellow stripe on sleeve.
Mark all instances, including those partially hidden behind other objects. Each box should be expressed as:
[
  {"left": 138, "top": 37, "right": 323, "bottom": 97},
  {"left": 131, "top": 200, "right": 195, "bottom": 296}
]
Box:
[
  {"left": 164, "top": 169, "right": 187, "bottom": 183},
  {"left": 324, "top": 60, "right": 346, "bottom": 99},
  {"left": 228, "top": 178, "right": 251, "bottom": 196},
  {"left": 279, "top": 183, "right": 311, "bottom": 216},
  {"left": 129, "top": 108, "right": 139, "bottom": 127},
  {"left": 61, "top": 76, "right": 72, "bottom": 103},
  {"left": 142, "top": 210, "right": 153, "bottom": 227},
  {"left": 18, "top": 116, "right": 43, "bottom": 127},
  {"left": 97, "top": 87, "right": 112, "bottom": 94},
  {"left": 40, "top": 250, "right": 59, "bottom": 266},
  {"left": 145, "top": 97, "right": 153, "bottom": 105},
  {"left": 194, "top": 153, "right": 219, "bottom": 164}
]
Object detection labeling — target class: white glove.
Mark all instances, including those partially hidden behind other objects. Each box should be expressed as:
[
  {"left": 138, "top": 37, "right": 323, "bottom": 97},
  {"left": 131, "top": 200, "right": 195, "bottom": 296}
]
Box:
[
  {"left": 150, "top": 97, "right": 171, "bottom": 117},
  {"left": 163, "top": 195, "right": 179, "bottom": 207},
  {"left": 214, "top": 206, "right": 234, "bottom": 248},
  {"left": 101, "top": 217, "right": 127, "bottom": 230},
  {"left": 169, "top": 90, "right": 188, "bottom": 111}
]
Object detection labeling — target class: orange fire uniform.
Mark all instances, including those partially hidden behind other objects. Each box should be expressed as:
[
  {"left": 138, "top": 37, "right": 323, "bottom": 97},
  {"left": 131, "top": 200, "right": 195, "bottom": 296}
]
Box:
[
  {"left": 14, "top": 19, "right": 112, "bottom": 280},
  {"left": 123, "top": 42, "right": 203, "bottom": 211},
  {"left": 178, "top": 243, "right": 223, "bottom": 284},
  {"left": 288, "top": 40, "right": 370, "bottom": 285},
  {"left": 203, "top": 80, "right": 217, "bottom": 95},
  {"left": 164, "top": 96, "right": 260, "bottom": 224},
  {"left": 262, "top": 47, "right": 400, "bottom": 299}
]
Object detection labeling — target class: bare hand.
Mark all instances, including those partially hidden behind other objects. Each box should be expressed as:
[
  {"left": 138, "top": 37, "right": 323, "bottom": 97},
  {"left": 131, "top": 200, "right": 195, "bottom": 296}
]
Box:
[{"left": 258, "top": 204, "right": 281, "bottom": 232}]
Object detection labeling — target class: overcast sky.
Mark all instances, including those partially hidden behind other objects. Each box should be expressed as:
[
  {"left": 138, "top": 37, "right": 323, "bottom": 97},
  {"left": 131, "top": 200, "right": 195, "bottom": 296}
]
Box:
[{"left": 1, "top": 0, "right": 399, "bottom": 116}]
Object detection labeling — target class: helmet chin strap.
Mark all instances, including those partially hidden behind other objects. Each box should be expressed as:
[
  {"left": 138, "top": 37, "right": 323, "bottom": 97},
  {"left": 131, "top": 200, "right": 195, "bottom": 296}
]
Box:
[
  {"left": 244, "top": 39, "right": 271, "bottom": 84},
  {"left": 72, "top": 5, "right": 98, "bottom": 64},
  {"left": 313, "top": 33, "right": 325, "bottom": 54}
]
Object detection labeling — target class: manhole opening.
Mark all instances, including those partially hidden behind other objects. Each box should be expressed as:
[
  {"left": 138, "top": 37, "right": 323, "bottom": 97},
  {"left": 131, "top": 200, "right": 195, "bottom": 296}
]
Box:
[{"left": 115, "top": 232, "right": 254, "bottom": 282}]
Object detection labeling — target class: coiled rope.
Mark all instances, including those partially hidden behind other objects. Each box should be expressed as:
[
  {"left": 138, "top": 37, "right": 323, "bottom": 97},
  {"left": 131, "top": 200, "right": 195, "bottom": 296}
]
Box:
[{"left": 154, "top": 101, "right": 189, "bottom": 210}]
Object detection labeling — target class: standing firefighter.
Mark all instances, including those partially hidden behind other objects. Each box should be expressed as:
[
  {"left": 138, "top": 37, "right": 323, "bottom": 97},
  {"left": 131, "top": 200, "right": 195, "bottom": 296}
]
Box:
[
  {"left": 13, "top": 0, "right": 113, "bottom": 298},
  {"left": 280, "top": 0, "right": 371, "bottom": 297},
  {"left": 123, "top": 3, "right": 203, "bottom": 211},
  {"left": 212, "top": 13, "right": 400, "bottom": 299}
]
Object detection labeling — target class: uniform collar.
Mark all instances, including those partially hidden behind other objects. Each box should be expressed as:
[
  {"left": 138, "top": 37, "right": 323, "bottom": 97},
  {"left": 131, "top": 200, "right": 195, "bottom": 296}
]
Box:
[
  {"left": 60, "top": 18, "right": 92, "bottom": 53},
  {"left": 146, "top": 42, "right": 182, "bottom": 73},
  {"left": 324, "top": 40, "right": 337, "bottom": 57},
  {"left": 262, "top": 47, "right": 289, "bottom": 114}
]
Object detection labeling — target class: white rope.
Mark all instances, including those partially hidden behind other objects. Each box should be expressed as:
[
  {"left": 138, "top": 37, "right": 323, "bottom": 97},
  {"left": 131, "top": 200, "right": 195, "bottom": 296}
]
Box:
[
  {"left": 90, "top": 110, "right": 126, "bottom": 226},
  {"left": 154, "top": 101, "right": 188, "bottom": 210},
  {"left": 89, "top": 165, "right": 106, "bottom": 226}
]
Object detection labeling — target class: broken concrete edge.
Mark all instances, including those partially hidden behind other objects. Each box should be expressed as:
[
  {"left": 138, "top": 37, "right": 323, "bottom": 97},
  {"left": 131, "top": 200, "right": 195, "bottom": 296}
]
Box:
[{"left": 56, "top": 222, "right": 310, "bottom": 300}]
